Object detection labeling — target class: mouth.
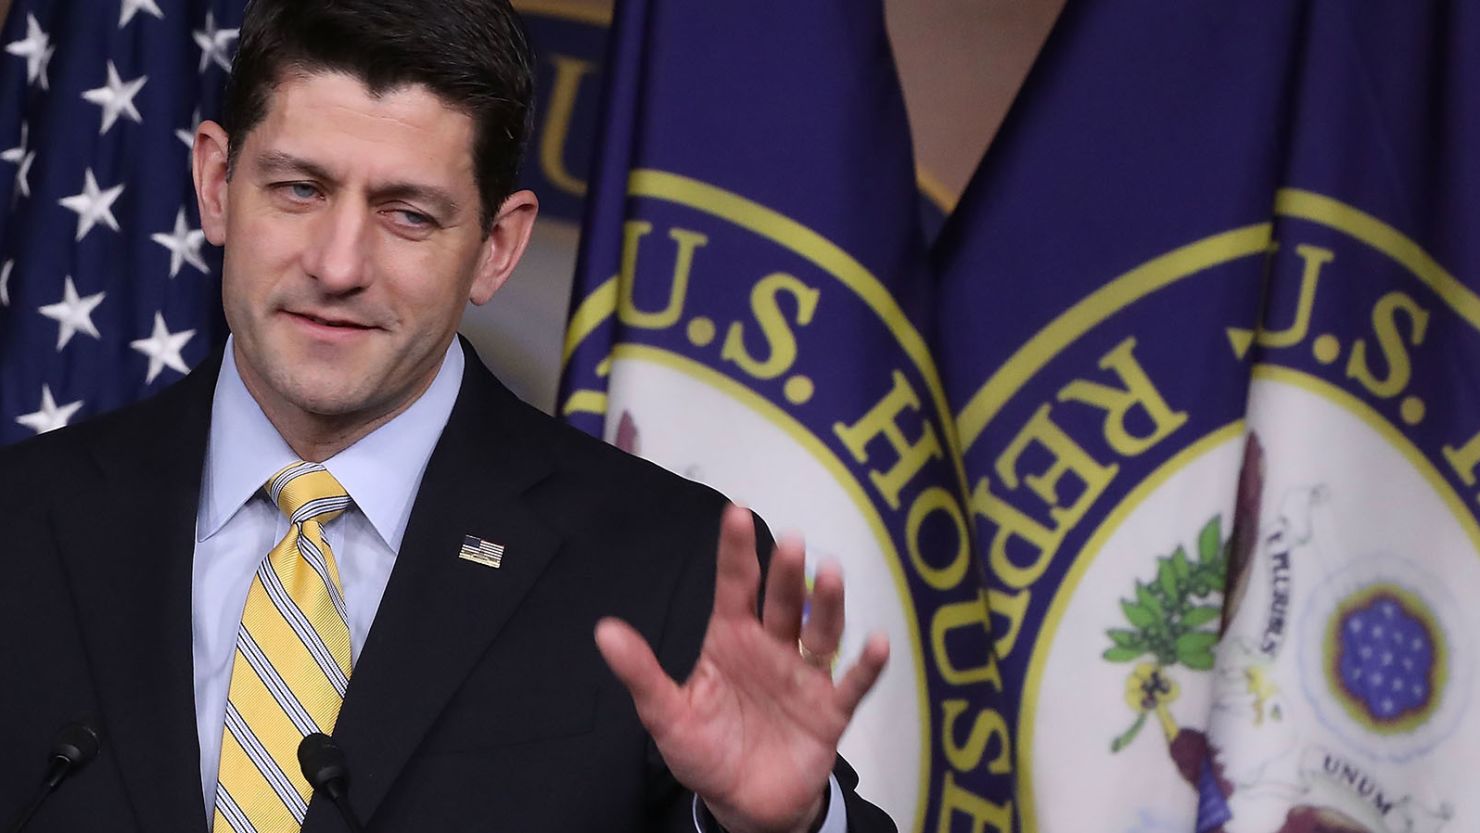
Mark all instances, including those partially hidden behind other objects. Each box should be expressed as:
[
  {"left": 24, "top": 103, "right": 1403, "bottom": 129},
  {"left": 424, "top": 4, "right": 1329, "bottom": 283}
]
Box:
[{"left": 283, "top": 310, "right": 379, "bottom": 336}]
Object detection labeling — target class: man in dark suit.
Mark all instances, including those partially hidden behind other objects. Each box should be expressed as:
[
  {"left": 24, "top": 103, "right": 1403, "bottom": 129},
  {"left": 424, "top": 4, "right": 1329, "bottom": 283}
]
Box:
[{"left": 0, "top": 1, "right": 894, "bottom": 832}]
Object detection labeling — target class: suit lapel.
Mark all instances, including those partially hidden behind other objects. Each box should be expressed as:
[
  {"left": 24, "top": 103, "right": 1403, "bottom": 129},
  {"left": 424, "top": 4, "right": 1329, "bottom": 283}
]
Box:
[
  {"left": 319, "top": 356, "right": 563, "bottom": 828},
  {"left": 53, "top": 355, "right": 220, "bottom": 833}
]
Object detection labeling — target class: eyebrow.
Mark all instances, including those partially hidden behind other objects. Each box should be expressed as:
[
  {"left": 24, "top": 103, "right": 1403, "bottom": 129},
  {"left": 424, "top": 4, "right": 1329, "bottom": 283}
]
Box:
[{"left": 252, "top": 150, "right": 463, "bottom": 219}]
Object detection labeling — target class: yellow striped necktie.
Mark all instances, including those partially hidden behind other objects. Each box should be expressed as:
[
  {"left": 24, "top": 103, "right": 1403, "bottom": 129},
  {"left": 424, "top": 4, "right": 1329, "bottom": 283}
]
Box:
[{"left": 215, "top": 462, "right": 354, "bottom": 833}]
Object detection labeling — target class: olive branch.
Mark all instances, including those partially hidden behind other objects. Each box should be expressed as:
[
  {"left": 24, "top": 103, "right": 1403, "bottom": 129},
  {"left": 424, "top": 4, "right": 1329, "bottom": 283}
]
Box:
[
  {"left": 1104, "top": 514, "right": 1228, "bottom": 671},
  {"left": 1104, "top": 514, "right": 1229, "bottom": 752}
]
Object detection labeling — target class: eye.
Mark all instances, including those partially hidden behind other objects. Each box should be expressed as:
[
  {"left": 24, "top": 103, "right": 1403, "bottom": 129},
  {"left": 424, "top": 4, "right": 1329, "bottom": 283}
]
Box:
[
  {"left": 272, "top": 181, "right": 321, "bottom": 202},
  {"left": 393, "top": 209, "right": 433, "bottom": 228},
  {"left": 382, "top": 206, "right": 440, "bottom": 236}
]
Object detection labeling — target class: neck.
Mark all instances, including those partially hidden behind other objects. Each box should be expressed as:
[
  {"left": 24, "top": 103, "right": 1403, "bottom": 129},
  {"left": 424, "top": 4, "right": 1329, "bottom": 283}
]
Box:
[
  {"left": 266, "top": 413, "right": 394, "bottom": 462},
  {"left": 250, "top": 385, "right": 418, "bottom": 462}
]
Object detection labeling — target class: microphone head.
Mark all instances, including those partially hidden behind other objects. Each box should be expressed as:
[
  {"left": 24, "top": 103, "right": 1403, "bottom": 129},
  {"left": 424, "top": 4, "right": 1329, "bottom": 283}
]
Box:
[
  {"left": 51, "top": 721, "right": 102, "bottom": 767},
  {"left": 298, "top": 732, "right": 349, "bottom": 792}
]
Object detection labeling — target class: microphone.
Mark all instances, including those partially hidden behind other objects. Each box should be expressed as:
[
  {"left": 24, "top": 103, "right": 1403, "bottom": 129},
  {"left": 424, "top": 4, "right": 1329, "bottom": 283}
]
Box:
[
  {"left": 5, "top": 721, "right": 103, "bottom": 833},
  {"left": 298, "top": 733, "right": 365, "bottom": 833}
]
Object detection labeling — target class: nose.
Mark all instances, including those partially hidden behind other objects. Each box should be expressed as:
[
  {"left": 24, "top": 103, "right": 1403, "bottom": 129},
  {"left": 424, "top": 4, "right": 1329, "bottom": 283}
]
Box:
[{"left": 301, "top": 199, "right": 371, "bottom": 293}]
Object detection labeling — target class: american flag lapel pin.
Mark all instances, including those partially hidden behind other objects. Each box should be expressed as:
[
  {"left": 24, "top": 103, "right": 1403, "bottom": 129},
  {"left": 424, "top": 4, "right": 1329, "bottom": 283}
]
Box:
[{"left": 458, "top": 534, "right": 505, "bottom": 569}]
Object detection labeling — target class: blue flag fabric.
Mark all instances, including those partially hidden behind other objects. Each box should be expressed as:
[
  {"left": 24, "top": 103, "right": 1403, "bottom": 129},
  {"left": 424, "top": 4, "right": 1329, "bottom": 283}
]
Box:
[
  {"left": 559, "top": 1, "right": 1011, "bottom": 830},
  {"left": 0, "top": 1, "right": 238, "bottom": 447},
  {"left": 513, "top": 3, "right": 609, "bottom": 225},
  {"left": 936, "top": 2, "right": 1480, "bottom": 831}
]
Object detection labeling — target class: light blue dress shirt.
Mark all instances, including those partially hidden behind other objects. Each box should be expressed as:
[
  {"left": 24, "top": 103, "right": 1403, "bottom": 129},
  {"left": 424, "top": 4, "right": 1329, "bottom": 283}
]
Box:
[{"left": 190, "top": 337, "right": 845, "bottom": 832}]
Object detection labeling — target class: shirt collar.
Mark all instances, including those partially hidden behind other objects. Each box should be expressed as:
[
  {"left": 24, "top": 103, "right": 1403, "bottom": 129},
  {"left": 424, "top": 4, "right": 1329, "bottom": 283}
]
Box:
[{"left": 198, "top": 337, "right": 465, "bottom": 552}]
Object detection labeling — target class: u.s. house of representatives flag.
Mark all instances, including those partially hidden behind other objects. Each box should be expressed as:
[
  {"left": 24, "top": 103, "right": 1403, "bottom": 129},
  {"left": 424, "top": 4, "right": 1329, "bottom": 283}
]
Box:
[
  {"left": 936, "top": 2, "right": 1480, "bottom": 832},
  {"left": 0, "top": 0, "right": 237, "bottom": 447},
  {"left": 560, "top": 1, "right": 1011, "bottom": 830}
]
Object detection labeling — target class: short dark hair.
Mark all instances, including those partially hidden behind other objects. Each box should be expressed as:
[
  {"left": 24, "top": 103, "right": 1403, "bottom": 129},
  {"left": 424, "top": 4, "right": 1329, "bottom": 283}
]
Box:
[{"left": 223, "top": 0, "right": 535, "bottom": 229}]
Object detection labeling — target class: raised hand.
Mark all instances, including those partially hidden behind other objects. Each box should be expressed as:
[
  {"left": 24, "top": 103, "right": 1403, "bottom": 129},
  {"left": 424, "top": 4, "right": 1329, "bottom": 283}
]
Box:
[{"left": 594, "top": 504, "right": 889, "bottom": 833}]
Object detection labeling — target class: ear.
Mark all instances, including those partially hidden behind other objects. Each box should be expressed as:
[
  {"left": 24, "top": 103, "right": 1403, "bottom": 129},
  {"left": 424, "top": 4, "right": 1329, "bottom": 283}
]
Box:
[
  {"left": 192, "top": 120, "right": 232, "bottom": 247},
  {"left": 469, "top": 189, "right": 540, "bottom": 305}
]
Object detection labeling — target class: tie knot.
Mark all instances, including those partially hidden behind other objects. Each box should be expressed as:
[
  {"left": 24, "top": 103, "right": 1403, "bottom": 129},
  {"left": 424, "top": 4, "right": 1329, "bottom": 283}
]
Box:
[{"left": 265, "top": 461, "right": 352, "bottom": 526}]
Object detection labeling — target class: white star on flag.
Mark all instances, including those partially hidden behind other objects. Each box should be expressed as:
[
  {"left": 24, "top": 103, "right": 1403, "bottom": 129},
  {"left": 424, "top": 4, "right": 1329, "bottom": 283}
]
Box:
[
  {"left": 5, "top": 14, "right": 54, "bottom": 90},
  {"left": 11, "top": 150, "right": 34, "bottom": 198},
  {"left": 151, "top": 208, "right": 210, "bottom": 278},
  {"left": 0, "top": 123, "right": 34, "bottom": 198},
  {"left": 15, "top": 385, "right": 84, "bottom": 435},
  {"left": 176, "top": 107, "right": 202, "bottom": 150},
  {"left": 38, "top": 276, "right": 105, "bottom": 350},
  {"left": 0, "top": 260, "right": 11, "bottom": 307},
  {"left": 119, "top": 0, "right": 165, "bottom": 29},
  {"left": 59, "top": 168, "right": 125, "bottom": 242},
  {"left": 130, "top": 313, "right": 195, "bottom": 384},
  {"left": 194, "top": 12, "right": 238, "bottom": 74},
  {"left": 82, "top": 62, "right": 148, "bottom": 135}
]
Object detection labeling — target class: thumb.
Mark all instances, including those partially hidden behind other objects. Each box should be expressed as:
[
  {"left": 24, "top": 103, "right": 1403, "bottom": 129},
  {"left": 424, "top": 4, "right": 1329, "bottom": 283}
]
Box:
[{"left": 594, "top": 617, "right": 687, "bottom": 737}]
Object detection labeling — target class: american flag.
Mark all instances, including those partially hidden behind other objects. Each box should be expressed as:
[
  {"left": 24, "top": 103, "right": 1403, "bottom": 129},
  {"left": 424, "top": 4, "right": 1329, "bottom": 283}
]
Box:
[
  {"left": 457, "top": 534, "right": 504, "bottom": 569},
  {"left": 0, "top": 0, "right": 243, "bottom": 447}
]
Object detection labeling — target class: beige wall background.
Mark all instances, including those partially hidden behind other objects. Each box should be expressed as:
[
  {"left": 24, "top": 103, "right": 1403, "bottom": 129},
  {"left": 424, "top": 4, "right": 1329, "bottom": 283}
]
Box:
[
  {"left": 0, "top": 0, "right": 1062, "bottom": 410},
  {"left": 888, "top": 0, "right": 1063, "bottom": 207}
]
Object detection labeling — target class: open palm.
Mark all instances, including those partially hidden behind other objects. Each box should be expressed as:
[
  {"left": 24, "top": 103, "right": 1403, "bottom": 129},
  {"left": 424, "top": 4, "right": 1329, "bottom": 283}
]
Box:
[{"left": 595, "top": 504, "right": 889, "bottom": 833}]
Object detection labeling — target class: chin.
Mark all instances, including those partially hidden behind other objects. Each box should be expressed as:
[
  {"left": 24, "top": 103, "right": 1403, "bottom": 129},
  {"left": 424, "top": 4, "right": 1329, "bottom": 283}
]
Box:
[
  {"left": 262, "top": 368, "right": 373, "bottom": 418},
  {"left": 291, "top": 388, "right": 380, "bottom": 419}
]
